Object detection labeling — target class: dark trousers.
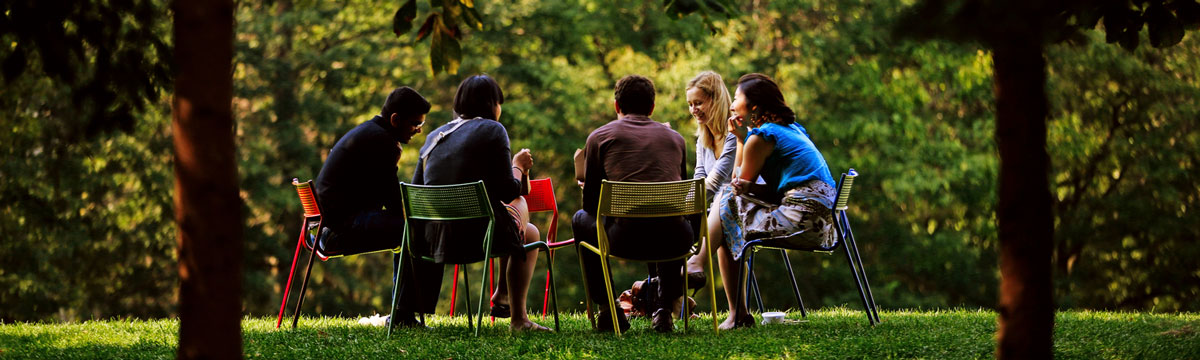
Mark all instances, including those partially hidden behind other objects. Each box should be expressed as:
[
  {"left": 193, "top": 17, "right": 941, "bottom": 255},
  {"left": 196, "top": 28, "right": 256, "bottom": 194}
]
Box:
[
  {"left": 572, "top": 210, "right": 694, "bottom": 310},
  {"left": 326, "top": 210, "right": 443, "bottom": 314}
]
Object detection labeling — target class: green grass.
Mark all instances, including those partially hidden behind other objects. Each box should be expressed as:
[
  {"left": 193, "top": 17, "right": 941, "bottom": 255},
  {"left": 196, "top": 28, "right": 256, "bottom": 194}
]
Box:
[{"left": 1, "top": 309, "right": 1197, "bottom": 359}]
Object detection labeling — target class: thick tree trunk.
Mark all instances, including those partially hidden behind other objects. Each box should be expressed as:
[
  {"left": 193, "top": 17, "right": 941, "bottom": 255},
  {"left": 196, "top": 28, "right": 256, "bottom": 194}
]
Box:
[
  {"left": 173, "top": 1, "right": 242, "bottom": 359},
  {"left": 991, "top": 36, "right": 1055, "bottom": 359}
]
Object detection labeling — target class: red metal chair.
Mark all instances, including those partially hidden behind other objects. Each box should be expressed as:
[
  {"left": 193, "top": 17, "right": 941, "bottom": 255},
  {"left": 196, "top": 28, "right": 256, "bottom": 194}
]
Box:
[{"left": 275, "top": 178, "right": 402, "bottom": 329}]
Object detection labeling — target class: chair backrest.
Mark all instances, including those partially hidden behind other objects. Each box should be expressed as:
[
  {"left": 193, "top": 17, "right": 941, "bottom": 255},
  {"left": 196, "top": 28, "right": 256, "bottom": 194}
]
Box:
[
  {"left": 834, "top": 168, "right": 858, "bottom": 211},
  {"left": 293, "top": 178, "right": 321, "bottom": 217},
  {"left": 400, "top": 181, "right": 493, "bottom": 221},
  {"left": 597, "top": 179, "right": 705, "bottom": 218},
  {"left": 524, "top": 178, "right": 558, "bottom": 242},
  {"left": 525, "top": 178, "right": 557, "bottom": 214}
]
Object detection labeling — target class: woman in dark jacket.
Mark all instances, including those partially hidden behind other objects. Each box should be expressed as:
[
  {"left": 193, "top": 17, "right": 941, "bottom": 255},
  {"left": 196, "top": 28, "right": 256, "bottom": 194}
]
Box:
[{"left": 412, "top": 74, "right": 549, "bottom": 332}]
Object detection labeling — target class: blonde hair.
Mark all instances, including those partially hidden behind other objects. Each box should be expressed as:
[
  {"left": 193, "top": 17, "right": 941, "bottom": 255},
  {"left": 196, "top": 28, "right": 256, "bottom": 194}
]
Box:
[{"left": 687, "top": 71, "right": 732, "bottom": 154}]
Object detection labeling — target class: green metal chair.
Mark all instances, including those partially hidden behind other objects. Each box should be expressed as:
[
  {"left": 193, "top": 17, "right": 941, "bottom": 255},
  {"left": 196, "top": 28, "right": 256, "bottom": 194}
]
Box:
[
  {"left": 388, "top": 181, "right": 557, "bottom": 337},
  {"left": 576, "top": 178, "right": 718, "bottom": 336}
]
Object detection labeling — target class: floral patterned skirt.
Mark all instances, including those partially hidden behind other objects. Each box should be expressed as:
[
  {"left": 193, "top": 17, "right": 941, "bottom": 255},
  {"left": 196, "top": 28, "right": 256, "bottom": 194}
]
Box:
[{"left": 718, "top": 179, "right": 838, "bottom": 260}]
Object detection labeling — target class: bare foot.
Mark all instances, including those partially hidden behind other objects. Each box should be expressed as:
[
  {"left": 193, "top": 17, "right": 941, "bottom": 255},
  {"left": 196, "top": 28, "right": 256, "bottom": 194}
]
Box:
[
  {"left": 510, "top": 319, "right": 552, "bottom": 333},
  {"left": 718, "top": 314, "right": 754, "bottom": 330}
]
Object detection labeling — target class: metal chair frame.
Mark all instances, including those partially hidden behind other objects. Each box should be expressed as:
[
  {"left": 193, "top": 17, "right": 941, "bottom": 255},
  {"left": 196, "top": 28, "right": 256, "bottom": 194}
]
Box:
[
  {"left": 389, "top": 181, "right": 558, "bottom": 337},
  {"left": 576, "top": 178, "right": 719, "bottom": 336},
  {"left": 737, "top": 169, "right": 880, "bottom": 325},
  {"left": 275, "top": 178, "right": 402, "bottom": 329}
]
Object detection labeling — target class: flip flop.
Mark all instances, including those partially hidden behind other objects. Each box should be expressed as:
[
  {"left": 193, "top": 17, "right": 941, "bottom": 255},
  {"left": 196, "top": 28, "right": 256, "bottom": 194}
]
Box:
[{"left": 489, "top": 303, "right": 511, "bottom": 318}]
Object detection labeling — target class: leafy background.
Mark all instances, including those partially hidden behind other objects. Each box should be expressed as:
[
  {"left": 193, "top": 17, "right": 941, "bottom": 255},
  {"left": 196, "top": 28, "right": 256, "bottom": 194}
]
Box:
[{"left": 1, "top": 0, "right": 1196, "bottom": 322}]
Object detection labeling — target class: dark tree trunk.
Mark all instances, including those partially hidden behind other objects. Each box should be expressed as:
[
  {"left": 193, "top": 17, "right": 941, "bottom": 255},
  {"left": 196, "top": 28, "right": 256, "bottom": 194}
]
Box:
[
  {"left": 173, "top": 1, "right": 242, "bottom": 359},
  {"left": 991, "top": 35, "right": 1055, "bottom": 359}
]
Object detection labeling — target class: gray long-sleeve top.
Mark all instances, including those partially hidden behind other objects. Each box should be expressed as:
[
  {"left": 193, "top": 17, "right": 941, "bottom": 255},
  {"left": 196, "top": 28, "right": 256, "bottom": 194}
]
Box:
[{"left": 694, "top": 133, "right": 737, "bottom": 203}]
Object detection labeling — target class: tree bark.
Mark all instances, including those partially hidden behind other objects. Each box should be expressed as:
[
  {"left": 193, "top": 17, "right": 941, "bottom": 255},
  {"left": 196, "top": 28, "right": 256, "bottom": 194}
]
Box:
[
  {"left": 991, "top": 36, "right": 1055, "bottom": 359},
  {"left": 173, "top": 1, "right": 242, "bottom": 359}
]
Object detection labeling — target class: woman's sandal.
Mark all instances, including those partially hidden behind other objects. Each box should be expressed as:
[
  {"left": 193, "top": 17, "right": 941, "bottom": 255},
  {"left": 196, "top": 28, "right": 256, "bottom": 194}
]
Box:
[
  {"left": 686, "top": 270, "right": 706, "bottom": 296},
  {"left": 489, "top": 303, "right": 511, "bottom": 318}
]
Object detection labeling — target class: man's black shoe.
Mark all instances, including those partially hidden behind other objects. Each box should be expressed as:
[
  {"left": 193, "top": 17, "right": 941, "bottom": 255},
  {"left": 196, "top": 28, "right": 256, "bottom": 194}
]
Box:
[
  {"left": 595, "top": 309, "right": 630, "bottom": 333},
  {"left": 651, "top": 308, "right": 674, "bottom": 333},
  {"left": 388, "top": 312, "right": 429, "bottom": 330}
]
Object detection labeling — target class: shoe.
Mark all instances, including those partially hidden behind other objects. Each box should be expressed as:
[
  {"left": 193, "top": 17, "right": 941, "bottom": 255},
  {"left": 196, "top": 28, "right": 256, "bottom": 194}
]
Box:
[
  {"left": 388, "top": 312, "right": 429, "bottom": 329},
  {"left": 595, "top": 309, "right": 630, "bottom": 333},
  {"left": 651, "top": 308, "right": 674, "bottom": 333},
  {"left": 686, "top": 271, "right": 706, "bottom": 291},
  {"left": 489, "top": 303, "right": 511, "bottom": 318}
]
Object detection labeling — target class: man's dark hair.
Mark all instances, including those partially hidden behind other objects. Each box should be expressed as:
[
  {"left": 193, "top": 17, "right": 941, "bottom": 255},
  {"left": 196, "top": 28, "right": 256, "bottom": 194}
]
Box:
[
  {"left": 613, "top": 74, "right": 655, "bottom": 116},
  {"left": 453, "top": 74, "right": 505, "bottom": 120},
  {"left": 381, "top": 86, "right": 431, "bottom": 120},
  {"left": 736, "top": 73, "right": 795, "bottom": 125}
]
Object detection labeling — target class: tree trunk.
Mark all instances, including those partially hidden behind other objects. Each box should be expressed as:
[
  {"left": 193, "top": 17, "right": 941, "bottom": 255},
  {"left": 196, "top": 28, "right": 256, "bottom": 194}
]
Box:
[
  {"left": 991, "top": 36, "right": 1055, "bottom": 359},
  {"left": 173, "top": 1, "right": 242, "bottom": 359}
]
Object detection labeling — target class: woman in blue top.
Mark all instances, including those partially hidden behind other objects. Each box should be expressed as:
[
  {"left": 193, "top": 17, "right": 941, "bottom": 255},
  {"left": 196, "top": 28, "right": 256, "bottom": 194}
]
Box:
[{"left": 709, "top": 73, "right": 837, "bottom": 329}]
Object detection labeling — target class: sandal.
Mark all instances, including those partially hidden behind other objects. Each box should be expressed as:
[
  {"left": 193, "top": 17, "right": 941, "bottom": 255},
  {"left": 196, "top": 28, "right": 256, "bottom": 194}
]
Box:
[{"left": 489, "top": 303, "right": 511, "bottom": 318}]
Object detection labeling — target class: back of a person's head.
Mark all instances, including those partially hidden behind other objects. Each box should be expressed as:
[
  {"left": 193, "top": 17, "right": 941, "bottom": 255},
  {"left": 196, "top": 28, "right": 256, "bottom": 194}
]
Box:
[
  {"left": 453, "top": 74, "right": 505, "bottom": 120},
  {"left": 614, "top": 74, "right": 655, "bottom": 116},
  {"left": 736, "top": 73, "right": 795, "bottom": 125},
  {"left": 381, "top": 86, "right": 431, "bottom": 120}
]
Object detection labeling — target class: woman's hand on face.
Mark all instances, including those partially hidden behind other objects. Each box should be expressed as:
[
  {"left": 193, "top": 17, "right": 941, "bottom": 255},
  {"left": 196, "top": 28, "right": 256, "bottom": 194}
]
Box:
[
  {"left": 513, "top": 148, "right": 533, "bottom": 171},
  {"left": 728, "top": 114, "right": 748, "bottom": 141}
]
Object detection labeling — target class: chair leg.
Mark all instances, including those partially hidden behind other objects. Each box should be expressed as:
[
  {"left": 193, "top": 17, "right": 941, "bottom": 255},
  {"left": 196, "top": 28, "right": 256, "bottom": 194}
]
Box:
[
  {"left": 291, "top": 241, "right": 319, "bottom": 329},
  {"left": 276, "top": 226, "right": 307, "bottom": 329},
  {"left": 450, "top": 264, "right": 459, "bottom": 316},
  {"left": 838, "top": 215, "right": 875, "bottom": 326},
  {"left": 477, "top": 260, "right": 491, "bottom": 336},
  {"left": 843, "top": 215, "right": 880, "bottom": 323},
  {"left": 387, "top": 252, "right": 403, "bottom": 338},
  {"left": 600, "top": 254, "right": 621, "bottom": 336},
  {"left": 748, "top": 252, "right": 765, "bottom": 313},
  {"left": 576, "top": 244, "right": 595, "bottom": 329},
  {"left": 545, "top": 248, "right": 560, "bottom": 332},
  {"left": 779, "top": 249, "right": 807, "bottom": 318},
  {"left": 541, "top": 249, "right": 554, "bottom": 319},
  {"left": 489, "top": 259, "right": 496, "bottom": 325},
  {"left": 463, "top": 266, "right": 472, "bottom": 331},
  {"left": 706, "top": 234, "right": 718, "bottom": 333},
  {"left": 682, "top": 260, "right": 690, "bottom": 333}
]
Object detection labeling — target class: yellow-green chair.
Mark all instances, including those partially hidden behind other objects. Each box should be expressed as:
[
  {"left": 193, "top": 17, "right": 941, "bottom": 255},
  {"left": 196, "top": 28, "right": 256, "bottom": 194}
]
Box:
[
  {"left": 576, "top": 178, "right": 718, "bottom": 336},
  {"left": 388, "top": 180, "right": 556, "bottom": 337}
]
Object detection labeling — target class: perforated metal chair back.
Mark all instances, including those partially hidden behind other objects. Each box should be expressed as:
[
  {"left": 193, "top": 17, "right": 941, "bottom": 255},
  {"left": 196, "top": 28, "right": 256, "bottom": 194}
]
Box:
[
  {"left": 400, "top": 181, "right": 493, "bottom": 221},
  {"left": 525, "top": 178, "right": 557, "bottom": 214},
  {"left": 597, "top": 179, "right": 705, "bottom": 218},
  {"left": 294, "top": 179, "right": 321, "bottom": 217},
  {"left": 834, "top": 169, "right": 858, "bottom": 211}
]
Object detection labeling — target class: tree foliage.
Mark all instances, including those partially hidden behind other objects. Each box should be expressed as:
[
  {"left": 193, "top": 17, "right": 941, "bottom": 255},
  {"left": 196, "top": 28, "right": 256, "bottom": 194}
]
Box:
[{"left": 1, "top": 0, "right": 1196, "bottom": 322}]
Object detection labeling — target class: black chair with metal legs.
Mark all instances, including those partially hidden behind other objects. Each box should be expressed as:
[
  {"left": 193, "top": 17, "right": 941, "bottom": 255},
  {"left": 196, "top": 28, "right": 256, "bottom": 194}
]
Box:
[{"left": 740, "top": 169, "right": 880, "bottom": 325}]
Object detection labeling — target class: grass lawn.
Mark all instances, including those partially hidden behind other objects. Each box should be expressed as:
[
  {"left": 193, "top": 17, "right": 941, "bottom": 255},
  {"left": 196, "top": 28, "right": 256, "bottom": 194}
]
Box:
[{"left": 1, "top": 309, "right": 1197, "bottom": 359}]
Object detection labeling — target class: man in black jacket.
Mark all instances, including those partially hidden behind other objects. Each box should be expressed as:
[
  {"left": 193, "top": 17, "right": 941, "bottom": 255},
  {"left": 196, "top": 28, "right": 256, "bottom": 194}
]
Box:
[{"left": 314, "top": 86, "right": 430, "bottom": 326}]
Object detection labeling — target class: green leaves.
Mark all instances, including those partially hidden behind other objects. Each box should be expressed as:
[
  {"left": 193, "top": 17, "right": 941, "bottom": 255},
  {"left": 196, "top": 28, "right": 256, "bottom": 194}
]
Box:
[
  {"left": 391, "top": 0, "right": 478, "bottom": 75},
  {"left": 1147, "top": 2, "right": 1185, "bottom": 48},
  {"left": 392, "top": 0, "right": 418, "bottom": 36}
]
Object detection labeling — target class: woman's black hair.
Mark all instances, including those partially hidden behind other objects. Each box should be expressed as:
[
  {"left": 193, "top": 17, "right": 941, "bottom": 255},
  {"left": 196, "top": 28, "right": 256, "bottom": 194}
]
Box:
[
  {"left": 736, "top": 73, "right": 795, "bottom": 125},
  {"left": 453, "top": 74, "right": 505, "bottom": 120}
]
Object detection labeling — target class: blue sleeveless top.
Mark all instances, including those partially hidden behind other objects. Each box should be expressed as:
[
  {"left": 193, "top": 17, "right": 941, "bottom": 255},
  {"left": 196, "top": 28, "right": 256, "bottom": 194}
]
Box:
[{"left": 746, "top": 122, "right": 835, "bottom": 194}]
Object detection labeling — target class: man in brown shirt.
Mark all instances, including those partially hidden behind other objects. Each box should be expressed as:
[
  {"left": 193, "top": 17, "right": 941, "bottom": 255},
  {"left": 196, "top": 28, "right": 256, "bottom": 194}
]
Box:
[{"left": 573, "top": 75, "right": 693, "bottom": 333}]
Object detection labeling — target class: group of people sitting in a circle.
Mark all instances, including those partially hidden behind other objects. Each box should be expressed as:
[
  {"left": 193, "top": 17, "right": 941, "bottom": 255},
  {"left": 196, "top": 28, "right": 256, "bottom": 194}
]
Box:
[{"left": 313, "top": 70, "right": 836, "bottom": 333}]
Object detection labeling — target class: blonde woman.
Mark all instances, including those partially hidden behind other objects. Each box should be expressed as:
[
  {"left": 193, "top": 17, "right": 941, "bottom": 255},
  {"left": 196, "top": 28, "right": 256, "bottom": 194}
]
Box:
[{"left": 683, "top": 71, "right": 738, "bottom": 288}]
